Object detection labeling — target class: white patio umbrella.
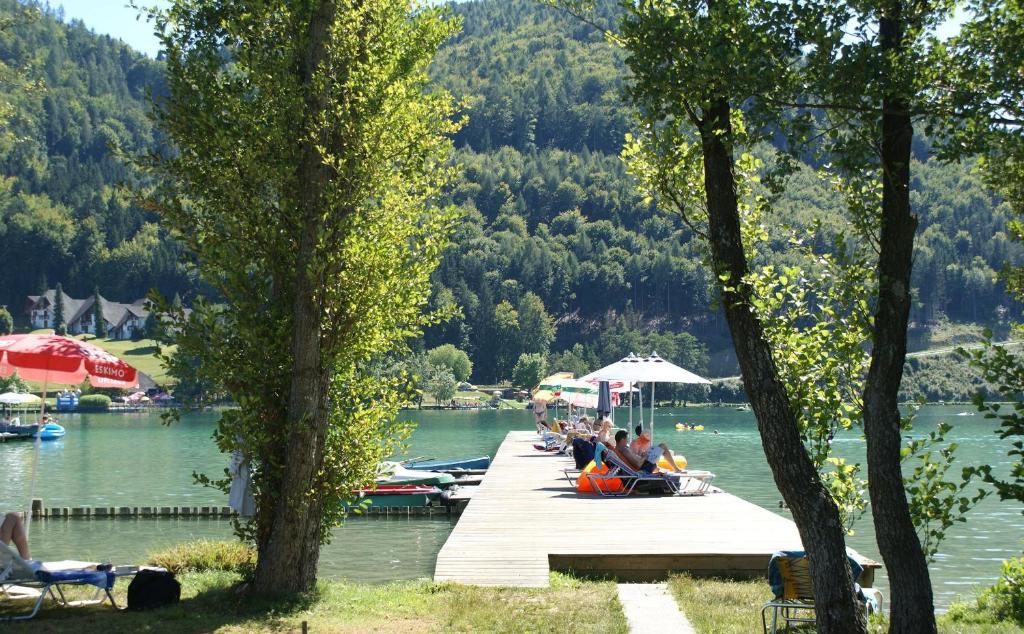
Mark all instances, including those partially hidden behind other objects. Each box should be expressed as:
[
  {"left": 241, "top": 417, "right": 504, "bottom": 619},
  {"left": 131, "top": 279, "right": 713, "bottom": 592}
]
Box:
[
  {"left": 0, "top": 392, "right": 41, "bottom": 406},
  {"left": 582, "top": 351, "right": 710, "bottom": 440}
]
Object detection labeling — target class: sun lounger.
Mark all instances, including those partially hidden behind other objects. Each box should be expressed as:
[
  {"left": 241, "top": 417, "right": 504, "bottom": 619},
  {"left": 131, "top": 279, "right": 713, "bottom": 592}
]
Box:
[
  {"left": 0, "top": 542, "right": 119, "bottom": 621},
  {"left": 584, "top": 450, "right": 715, "bottom": 497}
]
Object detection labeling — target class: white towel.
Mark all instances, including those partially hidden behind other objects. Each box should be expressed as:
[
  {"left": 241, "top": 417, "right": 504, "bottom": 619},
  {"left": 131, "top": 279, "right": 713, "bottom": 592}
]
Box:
[{"left": 227, "top": 450, "right": 255, "bottom": 517}]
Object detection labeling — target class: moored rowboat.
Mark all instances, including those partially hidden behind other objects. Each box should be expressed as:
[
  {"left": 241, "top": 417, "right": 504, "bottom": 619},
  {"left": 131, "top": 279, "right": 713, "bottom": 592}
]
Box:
[
  {"left": 377, "top": 461, "right": 456, "bottom": 488},
  {"left": 352, "top": 485, "right": 443, "bottom": 508},
  {"left": 406, "top": 455, "right": 490, "bottom": 471}
]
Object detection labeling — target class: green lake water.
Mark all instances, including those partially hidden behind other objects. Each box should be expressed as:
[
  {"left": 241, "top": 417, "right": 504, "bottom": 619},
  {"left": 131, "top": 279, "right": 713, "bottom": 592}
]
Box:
[{"left": 1, "top": 405, "right": 1020, "bottom": 607}]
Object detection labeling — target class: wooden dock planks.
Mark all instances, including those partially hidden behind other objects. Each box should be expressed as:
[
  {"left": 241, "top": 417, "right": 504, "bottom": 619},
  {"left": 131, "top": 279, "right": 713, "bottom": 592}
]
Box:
[{"left": 434, "top": 431, "right": 878, "bottom": 587}]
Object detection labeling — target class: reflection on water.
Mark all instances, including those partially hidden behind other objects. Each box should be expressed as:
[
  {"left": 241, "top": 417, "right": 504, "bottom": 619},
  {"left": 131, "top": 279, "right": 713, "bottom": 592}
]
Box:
[{"left": 1, "top": 405, "right": 1020, "bottom": 605}]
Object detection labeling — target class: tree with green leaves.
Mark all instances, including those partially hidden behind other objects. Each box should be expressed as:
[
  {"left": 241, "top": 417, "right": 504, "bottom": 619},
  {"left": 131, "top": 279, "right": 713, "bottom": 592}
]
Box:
[
  {"left": 0, "top": 306, "right": 12, "bottom": 335},
  {"left": 426, "top": 344, "right": 473, "bottom": 382},
  {"left": 424, "top": 363, "right": 457, "bottom": 405},
  {"left": 788, "top": 1, "right": 1011, "bottom": 626},
  {"left": 143, "top": 0, "right": 460, "bottom": 594},
  {"left": 517, "top": 292, "right": 555, "bottom": 356},
  {"left": 52, "top": 282, "right": 66, "bottom": 335},
  {"left": 609, "top": 2, "right": 867, "bottom": 629},
  {"left": 948, "top": 0, "right": 1024, "bottom": 513},
  {"left": 92, "top": 287, "right": 106, "bottom": 338},
  {"left": 0, "top": 371, "right": 28, "bottom": 394},
  {"left": 512, "top": 352, "right": 547, "bottom": 391}
]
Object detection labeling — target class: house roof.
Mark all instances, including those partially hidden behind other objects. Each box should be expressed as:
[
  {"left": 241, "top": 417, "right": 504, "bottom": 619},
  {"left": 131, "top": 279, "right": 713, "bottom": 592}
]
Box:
[
  {"left": 27, "top": 290, "right": 152, "bottom": 328},
  {"left": 26, "top": 290, "right": 93, "bottom": 326}
]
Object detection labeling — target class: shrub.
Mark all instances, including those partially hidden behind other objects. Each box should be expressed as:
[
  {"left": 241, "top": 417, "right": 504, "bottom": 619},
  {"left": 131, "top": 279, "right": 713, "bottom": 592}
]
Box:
[
  {"left": 0, "top": 307, "right": 13, "bottom": 335},
  {"left": 977, "top": 556, "right": 1024, "bottom": 625},
  {"left": 77, "top": 394, "right": 111, "bottom": 411},
  {"left": 148, "top": 540, "right": 256, "bottom": 575}
]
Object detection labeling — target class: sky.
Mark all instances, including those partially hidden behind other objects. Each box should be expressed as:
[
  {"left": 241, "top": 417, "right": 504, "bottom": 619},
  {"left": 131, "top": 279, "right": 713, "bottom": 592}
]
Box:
[
  {"left": 54, "top": 1, "right": 168, "bottom": 58},
  {"left": 57, "top": 0, "right": 968, "bottom": 60}
]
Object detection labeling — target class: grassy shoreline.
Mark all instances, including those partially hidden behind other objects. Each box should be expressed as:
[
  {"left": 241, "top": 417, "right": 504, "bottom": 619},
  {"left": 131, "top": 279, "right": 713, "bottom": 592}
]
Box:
[{"left": 1, "top": 572, "right": 627, "bottom": 633}]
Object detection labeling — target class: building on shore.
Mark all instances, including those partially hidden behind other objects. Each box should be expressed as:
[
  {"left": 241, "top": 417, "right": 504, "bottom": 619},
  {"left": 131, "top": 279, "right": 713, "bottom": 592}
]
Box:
[{"left": 25, "top": 289, "right": 152, "bottom": 340}]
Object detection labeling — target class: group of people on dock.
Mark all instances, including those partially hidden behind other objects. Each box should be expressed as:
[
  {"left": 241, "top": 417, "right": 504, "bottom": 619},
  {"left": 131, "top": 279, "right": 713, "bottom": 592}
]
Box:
[{"left": 535, "top": 405, "right": 683, "bottom": 476}]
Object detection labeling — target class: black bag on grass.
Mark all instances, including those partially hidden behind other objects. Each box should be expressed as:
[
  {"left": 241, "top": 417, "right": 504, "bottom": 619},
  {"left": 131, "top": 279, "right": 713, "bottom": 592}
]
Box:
[{"left": 127, "top": 569, "right": 181, "bottom": 610}]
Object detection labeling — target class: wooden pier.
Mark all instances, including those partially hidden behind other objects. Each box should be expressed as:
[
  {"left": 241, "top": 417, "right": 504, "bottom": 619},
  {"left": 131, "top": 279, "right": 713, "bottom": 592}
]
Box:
[{"left": 434, "top": 431, "right": 878, "bottom": 587}]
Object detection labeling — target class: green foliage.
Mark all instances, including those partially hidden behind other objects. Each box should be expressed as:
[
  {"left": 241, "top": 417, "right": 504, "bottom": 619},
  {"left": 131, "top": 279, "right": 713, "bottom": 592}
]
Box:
[
  {"left": 52, "top": 282, "right": 65, "bottom": 335},
  {"left": 964, "top": 333, "right": 1024, "bottom": 506},
  {"left": 423, "top": 363, "right": 458, "bottom": 405},
  {"left": 426, "top": 344, "right": 473, "bottom": 382},
  {"left": 979, "top": 556, "right": 1024, "bottom": 625},
  {"left": 77, "top": 394, "right": 110, "bottom": 411},
  {"left": 1, "top": 0, "right": 1021, "bottom": 388},
  {"left": 902, "top": 419, "right": 989, "bottom": 561},
  {"left": 512, "top": 352, "right": 546, "bottom": 390},
  {"left": 0, "top": 306, "right": 12, "bottom": 334},
  {"left": 92, "top": 287, "right": 106, "bottom": 338},
  {"left": 0, "top": 0, "right": 182, "bottom": 313},
  {"left": 548, "top": 343, "right": 593, "bottom": 378},
  {"left": 148, "top": 540, "right": 256, "bottom": 576},
  {"left": 0, "top": 371, "right": 27, "bottom": 393},
  {"left": 145, "top": 0, "right": 460, "bottom": 586},
  {"left": 947, "top": 556, "right": 1024, "bottom": 627}
]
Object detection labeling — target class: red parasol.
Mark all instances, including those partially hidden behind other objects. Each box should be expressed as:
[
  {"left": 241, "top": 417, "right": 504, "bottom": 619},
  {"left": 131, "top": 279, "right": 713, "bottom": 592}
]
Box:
[{"left": 0, "top": 334, "right": 139, "bottom": 389}]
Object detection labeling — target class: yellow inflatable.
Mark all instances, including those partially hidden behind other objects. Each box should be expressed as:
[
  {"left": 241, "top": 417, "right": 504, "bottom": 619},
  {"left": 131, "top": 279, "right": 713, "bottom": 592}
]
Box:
[
  {"left": 657, "top": 455, "right": 688, "bottom": 470},
  {"left": 576, "top": 460, "right": 623, "bottom": 493},
  {"left": 695, "top": 425, "right": 704, "bottom": 431},
  {"left": 675, "top": 423, "right": 686, "bottom": 430}
]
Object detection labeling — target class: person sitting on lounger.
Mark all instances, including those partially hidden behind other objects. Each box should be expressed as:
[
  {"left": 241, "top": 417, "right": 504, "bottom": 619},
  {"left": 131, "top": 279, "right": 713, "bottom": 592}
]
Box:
[
  {"left": 630, "top": 425, "right": 650, "bottom": 455},
  {"left": 596, "top": 419, "right": 613, "bottom": 445},
  {"left": 1, "top": 511, "right": 31, "bottom": 559},
  {"left": 613, "top": 430, "right": 682, "bottom": 474}
]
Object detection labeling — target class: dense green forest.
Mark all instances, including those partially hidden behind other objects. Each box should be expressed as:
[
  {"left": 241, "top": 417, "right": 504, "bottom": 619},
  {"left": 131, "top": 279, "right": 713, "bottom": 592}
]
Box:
[{"left": 0, "top": 0, "right": 1018, "bottom": 394}]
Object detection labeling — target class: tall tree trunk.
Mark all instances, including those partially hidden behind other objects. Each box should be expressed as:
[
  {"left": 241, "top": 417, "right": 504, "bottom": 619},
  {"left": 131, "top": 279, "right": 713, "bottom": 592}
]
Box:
[
  {"left": 861, "top": 8, "right": 936, "bottom": 632},
  {"left": 252, "top": 0, "right": 337, "bottom": 594},
  {"left": 700, "top": 99, "right": 865, "bottom": 633}
]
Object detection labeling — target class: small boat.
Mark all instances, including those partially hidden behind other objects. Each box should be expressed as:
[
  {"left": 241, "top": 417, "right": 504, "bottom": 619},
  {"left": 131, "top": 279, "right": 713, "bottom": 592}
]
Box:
[
  {"left": 376, "top": 461, "right": 456, "bottom": 488},
  {"left": 956, "top": 411, "right": 975, "bottom": 417},
  {"left": 0, "top": 422, "right": 39, "bottom": 438},
  {"left": 736, "top": 405, "right": 750, "bottom": 412},
  {"left": 352, "top": 485, "right": 442, "bottom": 508},
  {"left": 406, "top": 456, "right": 491, "bottom": 471},
  {"left": 35, "top": 423, "right": 66, "bottom": 441}
]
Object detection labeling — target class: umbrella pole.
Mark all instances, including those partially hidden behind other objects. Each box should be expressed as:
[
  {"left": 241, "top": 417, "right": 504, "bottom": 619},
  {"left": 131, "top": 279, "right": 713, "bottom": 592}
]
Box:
[
  {"left": 26, "top": 377, "right": 48, "bottom": 539},
  {"left": 628, "top": 382, "right": 633, "bottom": 429},
  {"left": 638, "top": 383, "right": 643, "bottom": 433},
  {"left": 650, "top": 382, "right": 656, "bottom": 442}
]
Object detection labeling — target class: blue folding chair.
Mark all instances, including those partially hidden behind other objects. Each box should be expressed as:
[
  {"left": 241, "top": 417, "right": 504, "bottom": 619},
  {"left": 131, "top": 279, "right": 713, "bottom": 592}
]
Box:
[{"left": 1, "top": 542, "right": 118, "bottom": 621}]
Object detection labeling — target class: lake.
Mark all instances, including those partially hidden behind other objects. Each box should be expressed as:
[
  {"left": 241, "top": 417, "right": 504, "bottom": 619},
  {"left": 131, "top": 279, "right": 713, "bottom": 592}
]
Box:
[{"left": 1, "top": 405, "right": 1020, "bottom": 607}]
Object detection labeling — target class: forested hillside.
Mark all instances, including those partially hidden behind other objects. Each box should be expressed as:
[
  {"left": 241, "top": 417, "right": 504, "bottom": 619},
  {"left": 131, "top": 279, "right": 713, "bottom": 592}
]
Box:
[
  {"left": 0, "top": 0, "right": 190, "bottom": 310},
  {"left": 0, "top": 0, "right": 1018, "bottom": 387}
]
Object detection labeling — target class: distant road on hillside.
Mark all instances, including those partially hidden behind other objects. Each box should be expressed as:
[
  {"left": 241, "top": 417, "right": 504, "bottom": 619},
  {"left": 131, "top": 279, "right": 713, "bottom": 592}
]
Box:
[{"left": 708, "top": 340, "right": 1024, "bottom": 383}]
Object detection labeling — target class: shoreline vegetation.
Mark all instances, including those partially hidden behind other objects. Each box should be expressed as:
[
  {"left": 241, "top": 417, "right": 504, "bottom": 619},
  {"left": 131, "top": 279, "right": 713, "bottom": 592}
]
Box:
[
  {"left": 3, "top": 539, "right": 1018, "bottom": 632},
  {"left": 0, "top": 539, "right": 628, "bottom": 634}
]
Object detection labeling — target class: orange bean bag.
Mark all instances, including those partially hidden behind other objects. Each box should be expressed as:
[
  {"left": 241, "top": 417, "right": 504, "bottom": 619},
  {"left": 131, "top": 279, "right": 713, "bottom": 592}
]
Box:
[{"left": 576, "top": 460, "right": 623, "bottom": 493}]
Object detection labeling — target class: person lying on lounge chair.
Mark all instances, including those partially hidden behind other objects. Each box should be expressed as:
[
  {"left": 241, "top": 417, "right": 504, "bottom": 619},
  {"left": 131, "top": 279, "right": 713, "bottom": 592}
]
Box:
[
  {"left": 613, "top": 430, "right": 682, "bottom": 473},
  {"left": 1, "top": 512, "right": 31, "bottom": 559},
  {"left": 595, "top": 419, "right": 613, "bottom": 445}
]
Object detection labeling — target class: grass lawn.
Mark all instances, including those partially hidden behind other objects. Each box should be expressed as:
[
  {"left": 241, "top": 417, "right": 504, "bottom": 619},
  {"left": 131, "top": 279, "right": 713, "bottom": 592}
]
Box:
[
  {"left": 1, "top": 572, "right": 626, "bottom": 633},
  {"left": 17, "top": 331, "right": 175, "bottom": 386},
  {"left": 75, "top": 335, "right": 176, "bottom": 385},
  {"left": 668, "top": 575, "right": 1023, "bottom": 634}
]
